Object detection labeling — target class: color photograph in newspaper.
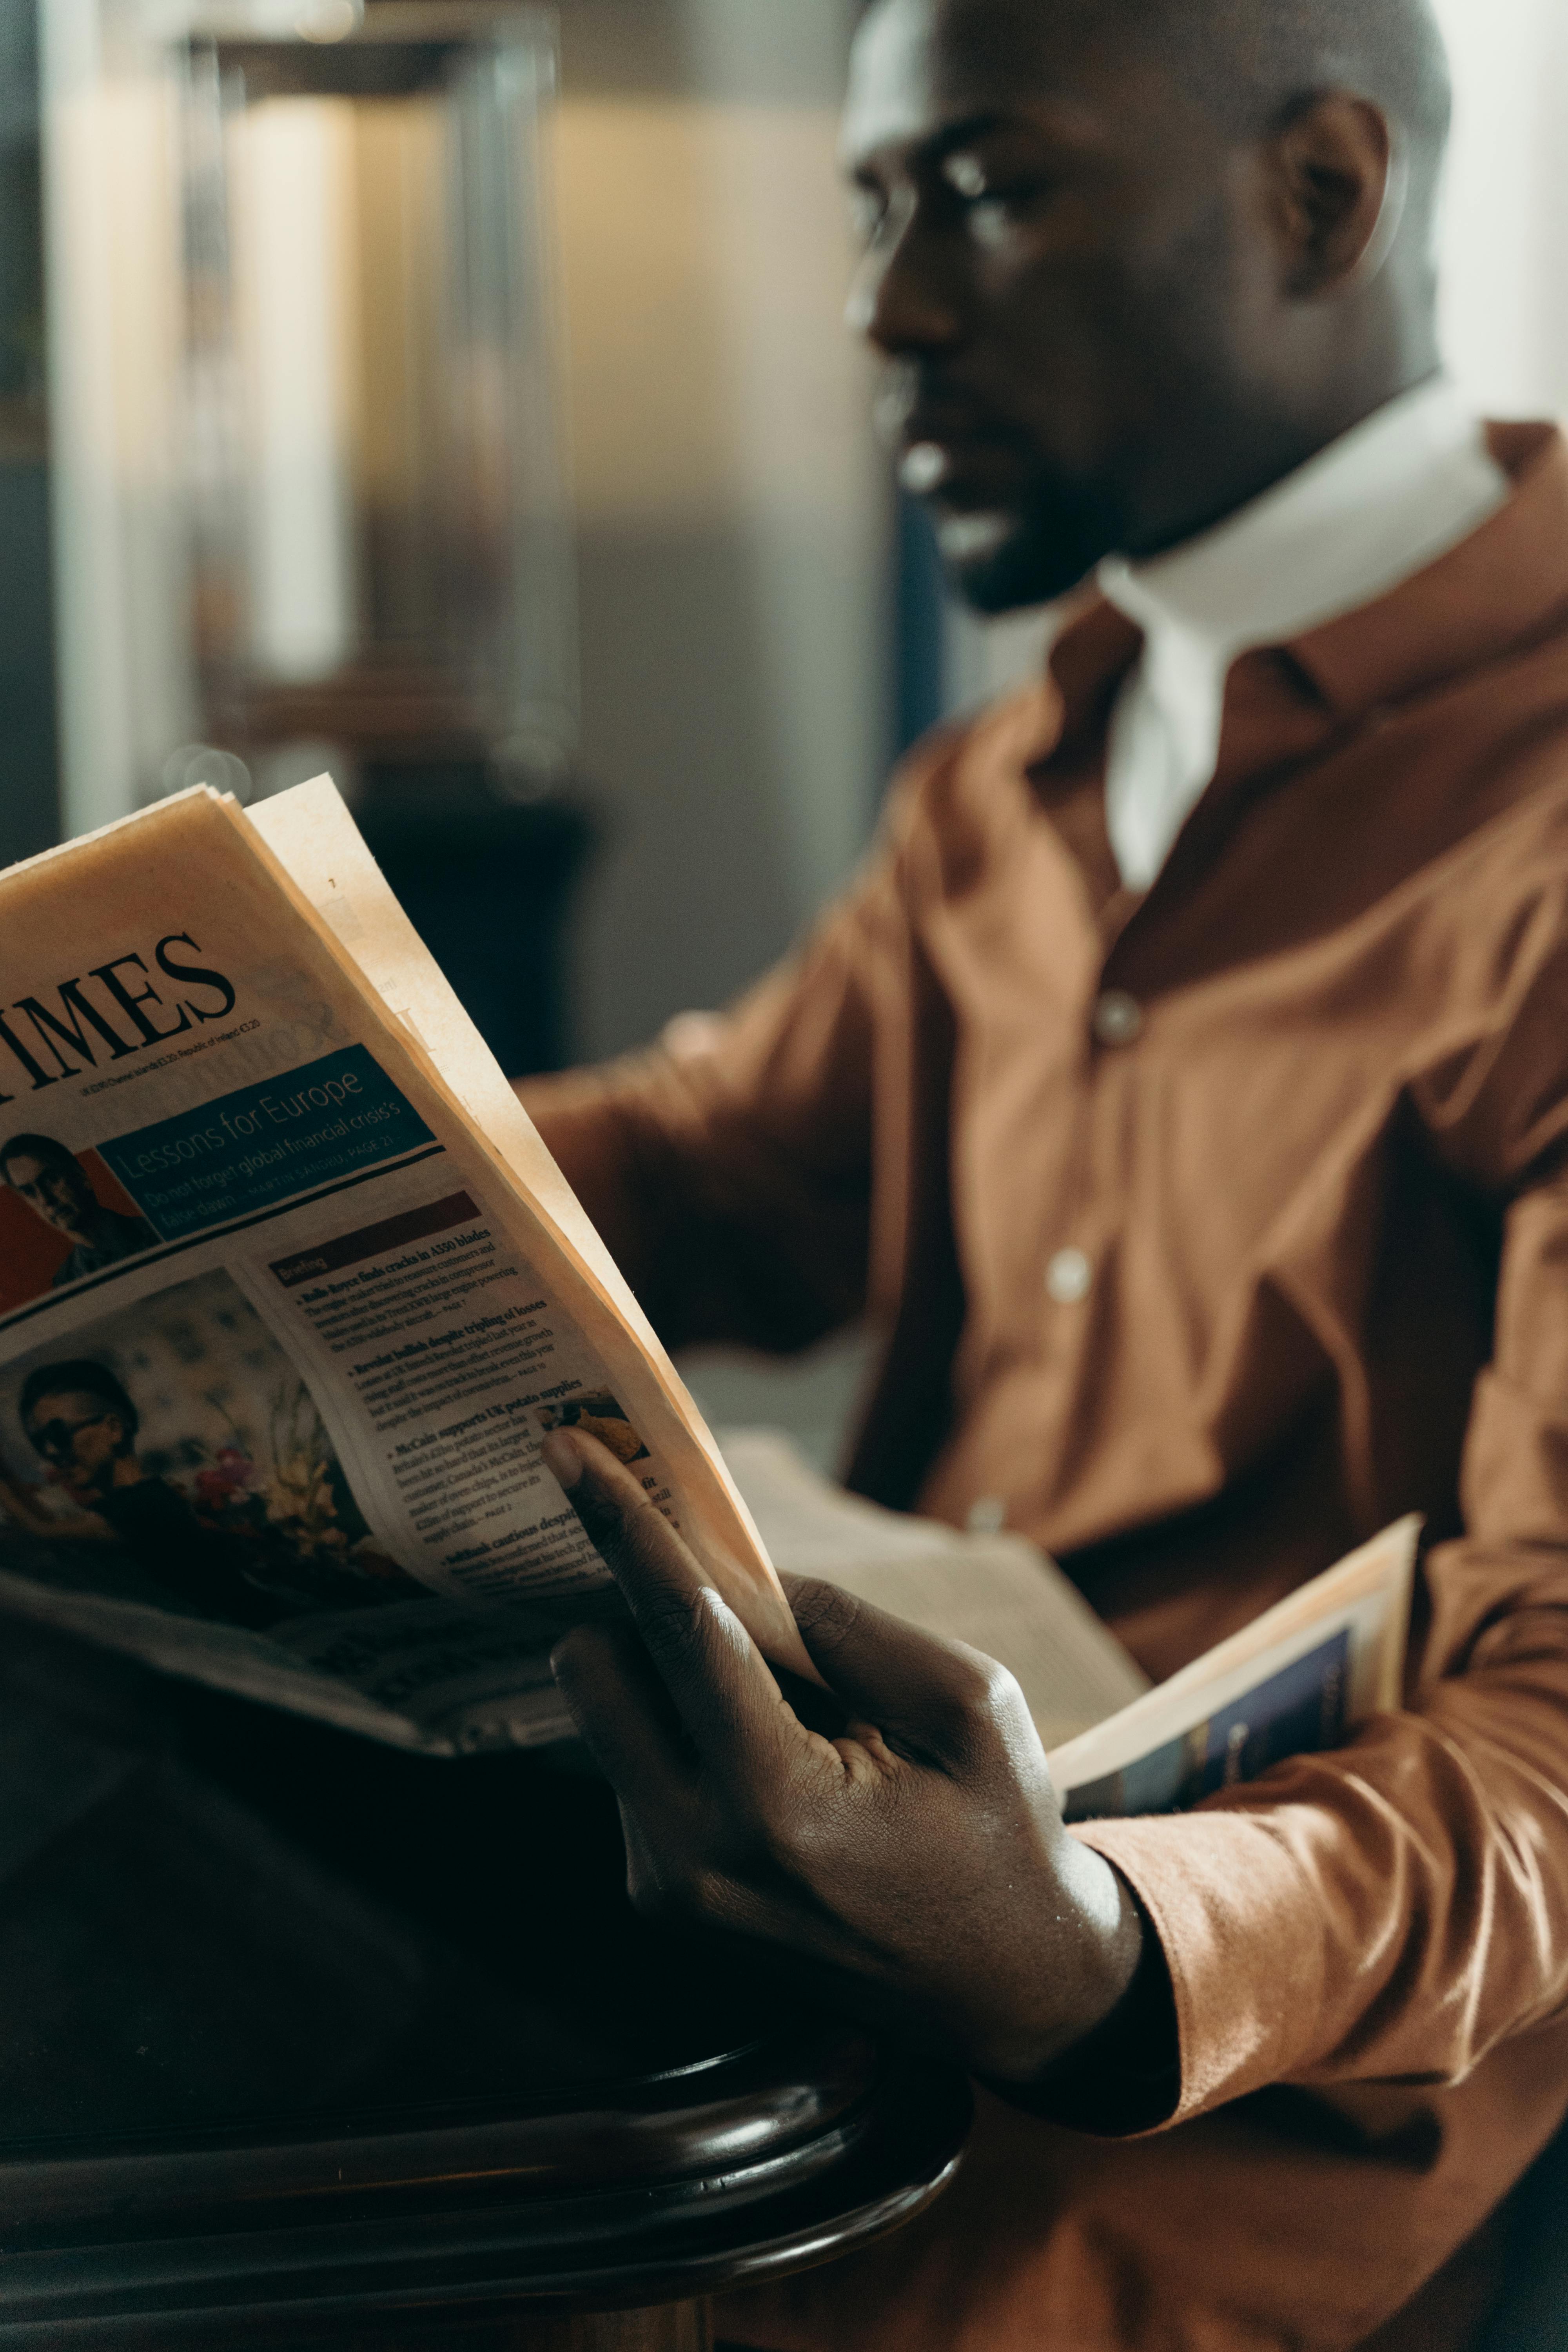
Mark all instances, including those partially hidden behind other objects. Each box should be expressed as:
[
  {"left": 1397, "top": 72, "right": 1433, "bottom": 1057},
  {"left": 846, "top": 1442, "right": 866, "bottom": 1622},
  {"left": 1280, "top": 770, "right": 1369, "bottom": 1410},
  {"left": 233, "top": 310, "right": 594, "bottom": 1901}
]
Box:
[
  {"left": 0, "top": 1200, "right": 623, "bottom": 1753},
  {"left": 0, "top": 1265, "right": 421, "bottom": 1628},
  {"left": 0, "top": 1108, "right": 704, "bottom": 1750}
]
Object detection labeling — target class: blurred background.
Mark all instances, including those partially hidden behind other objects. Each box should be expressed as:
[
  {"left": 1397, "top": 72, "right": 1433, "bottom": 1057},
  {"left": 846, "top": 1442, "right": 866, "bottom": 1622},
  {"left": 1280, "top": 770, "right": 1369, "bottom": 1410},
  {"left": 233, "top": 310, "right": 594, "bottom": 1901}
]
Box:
[{"left": 2, "top": 0, "right": 1566, "bottom": 1454}]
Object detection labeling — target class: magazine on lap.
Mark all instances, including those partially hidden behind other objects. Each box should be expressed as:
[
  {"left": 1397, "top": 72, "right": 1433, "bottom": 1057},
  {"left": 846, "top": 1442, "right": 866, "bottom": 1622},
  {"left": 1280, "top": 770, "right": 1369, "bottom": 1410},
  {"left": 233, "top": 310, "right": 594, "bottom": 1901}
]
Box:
[{"left": 0, "top": 780, "right": 1416, "bottom": 1808}]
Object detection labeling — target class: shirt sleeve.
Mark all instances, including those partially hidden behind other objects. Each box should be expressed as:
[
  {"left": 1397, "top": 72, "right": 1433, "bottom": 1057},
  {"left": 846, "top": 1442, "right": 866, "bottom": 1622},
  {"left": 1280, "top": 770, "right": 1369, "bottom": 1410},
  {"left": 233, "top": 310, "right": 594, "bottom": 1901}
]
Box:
[
  {"left": 1076, "top": 913, "right": 1568, "bottom": 2129},
  {"left": 517, "top": 759, "right": 940, "bottom": 1357}
]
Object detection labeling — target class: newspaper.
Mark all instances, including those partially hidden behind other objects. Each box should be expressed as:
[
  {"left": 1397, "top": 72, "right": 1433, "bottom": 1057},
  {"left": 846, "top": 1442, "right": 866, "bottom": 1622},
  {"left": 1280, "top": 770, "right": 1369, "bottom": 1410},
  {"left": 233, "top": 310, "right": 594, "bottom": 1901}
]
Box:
[
  {"left": 0, "top": 779, "right": 1418, "bottom": 1810},
  {"left": 0, "top": 779, "right": 804, "bottom": 1755}
]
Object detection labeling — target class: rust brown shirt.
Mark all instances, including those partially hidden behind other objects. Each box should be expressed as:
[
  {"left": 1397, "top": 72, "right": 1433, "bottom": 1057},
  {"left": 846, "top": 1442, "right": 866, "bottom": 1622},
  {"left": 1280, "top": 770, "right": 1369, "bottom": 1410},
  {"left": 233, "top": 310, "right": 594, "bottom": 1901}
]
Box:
[{"left": 522, "top": 423, "right": 1568, "bottom": 2350}]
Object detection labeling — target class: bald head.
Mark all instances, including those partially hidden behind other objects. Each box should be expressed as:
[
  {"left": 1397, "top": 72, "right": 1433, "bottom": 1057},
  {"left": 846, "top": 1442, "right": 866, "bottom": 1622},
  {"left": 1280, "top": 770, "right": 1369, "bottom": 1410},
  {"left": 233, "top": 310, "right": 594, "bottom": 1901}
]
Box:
[
  {"left": 1128, "top": 0, "right": 1449, "bottom": 205},
  {"left": 844, "top": 0, "right": 1452, "bottom": 608},
  {"left": 862, "top": 0, "right": 1450, "bottom": 198}
]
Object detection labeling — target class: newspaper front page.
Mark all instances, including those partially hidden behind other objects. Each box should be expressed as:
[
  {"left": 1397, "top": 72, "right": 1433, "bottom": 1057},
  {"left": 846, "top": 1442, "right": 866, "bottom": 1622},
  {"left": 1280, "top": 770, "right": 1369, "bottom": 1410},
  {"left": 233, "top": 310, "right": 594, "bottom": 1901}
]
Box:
[{"left": 0, "top": 786, "right": 798, "bottom": 1753}]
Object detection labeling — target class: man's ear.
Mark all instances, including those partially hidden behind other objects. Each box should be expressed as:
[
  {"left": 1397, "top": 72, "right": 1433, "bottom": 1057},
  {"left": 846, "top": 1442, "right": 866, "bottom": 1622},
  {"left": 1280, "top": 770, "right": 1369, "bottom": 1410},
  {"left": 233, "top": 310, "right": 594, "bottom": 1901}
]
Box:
[{"left": 1265, "top": 93, "right": 1400, "bottom": 298}]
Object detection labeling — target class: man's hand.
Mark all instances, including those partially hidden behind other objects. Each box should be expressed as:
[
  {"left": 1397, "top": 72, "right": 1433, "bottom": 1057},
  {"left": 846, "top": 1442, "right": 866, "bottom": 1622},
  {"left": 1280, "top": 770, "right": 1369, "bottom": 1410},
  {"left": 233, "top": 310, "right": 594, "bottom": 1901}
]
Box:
[{"left": 544, "top": 1430, "right": 1154, "bottom": 2093}]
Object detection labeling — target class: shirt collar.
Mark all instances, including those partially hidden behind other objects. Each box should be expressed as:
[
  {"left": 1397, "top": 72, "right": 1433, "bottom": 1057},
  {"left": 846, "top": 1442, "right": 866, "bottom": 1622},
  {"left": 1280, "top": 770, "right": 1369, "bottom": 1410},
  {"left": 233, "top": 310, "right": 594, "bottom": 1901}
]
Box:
[
  {"left": 1019, "top": 417, "right": 1568, "bottom": 787},
  {"left": 1095, "top": 376, "right": 1509, "bottom": 663},
  {"left": 1290, "top": 419, "right": 1568, "bottom": 714}
]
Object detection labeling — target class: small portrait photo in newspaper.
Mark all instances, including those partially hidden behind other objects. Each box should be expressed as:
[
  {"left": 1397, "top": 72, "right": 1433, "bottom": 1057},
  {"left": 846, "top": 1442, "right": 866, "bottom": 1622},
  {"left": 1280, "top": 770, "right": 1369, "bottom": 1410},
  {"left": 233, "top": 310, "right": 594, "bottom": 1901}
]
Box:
[
  {"left": 0, "top": 1131, "right": 158, "bottom": 1306},
  {"left": 0, "top": 1267, "right": 422, "bottom": 1630}
]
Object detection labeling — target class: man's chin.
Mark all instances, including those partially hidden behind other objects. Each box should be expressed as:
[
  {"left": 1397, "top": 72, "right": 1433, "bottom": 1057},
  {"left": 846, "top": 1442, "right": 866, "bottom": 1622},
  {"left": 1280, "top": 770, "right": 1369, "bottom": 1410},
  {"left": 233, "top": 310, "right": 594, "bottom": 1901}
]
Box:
[{"left": 934, "top": 501, "right": 1120, "bottom": 617}]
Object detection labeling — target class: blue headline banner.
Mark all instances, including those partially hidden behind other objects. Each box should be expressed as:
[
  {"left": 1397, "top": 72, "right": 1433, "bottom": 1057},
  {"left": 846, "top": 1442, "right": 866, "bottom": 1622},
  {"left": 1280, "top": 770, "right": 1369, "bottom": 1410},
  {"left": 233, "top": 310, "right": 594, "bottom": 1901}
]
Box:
[{"left": 99, "top": 1046, "right": 436, "bottom": 1240}]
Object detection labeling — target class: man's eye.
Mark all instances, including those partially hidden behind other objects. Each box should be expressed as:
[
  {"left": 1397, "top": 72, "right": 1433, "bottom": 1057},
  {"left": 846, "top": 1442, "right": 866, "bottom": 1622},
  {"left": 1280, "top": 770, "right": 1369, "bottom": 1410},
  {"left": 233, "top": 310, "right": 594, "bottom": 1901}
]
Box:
[
  {"left": 964, "top": 185, "right": 1049, "bottom": 240},
  {"left": 942, "top": 157, "right": 1053, "bottom": 230}
]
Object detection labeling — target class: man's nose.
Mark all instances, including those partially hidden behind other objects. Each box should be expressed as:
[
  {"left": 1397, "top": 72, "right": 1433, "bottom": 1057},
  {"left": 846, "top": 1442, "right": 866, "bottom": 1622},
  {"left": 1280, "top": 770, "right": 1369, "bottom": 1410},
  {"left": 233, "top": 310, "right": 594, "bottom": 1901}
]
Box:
[{"left": 846, "top": 206, "right": 965, "bottom": 356}]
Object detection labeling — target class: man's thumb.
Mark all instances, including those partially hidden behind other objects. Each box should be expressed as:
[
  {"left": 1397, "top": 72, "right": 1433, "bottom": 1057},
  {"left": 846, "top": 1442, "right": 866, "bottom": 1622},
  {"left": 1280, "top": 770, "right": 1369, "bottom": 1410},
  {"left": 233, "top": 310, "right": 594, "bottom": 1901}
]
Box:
[{"left": 780, "top": 1571, "right": 1028, "bottom": 1760}]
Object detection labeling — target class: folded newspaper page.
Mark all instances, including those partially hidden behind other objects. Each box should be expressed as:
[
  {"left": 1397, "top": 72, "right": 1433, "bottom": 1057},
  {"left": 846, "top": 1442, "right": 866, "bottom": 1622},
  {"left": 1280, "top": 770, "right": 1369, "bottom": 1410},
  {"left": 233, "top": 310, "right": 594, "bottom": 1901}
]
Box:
[
  {"left": 0, "top": 780, "right": 807, "bottom": 1755},
  {"left": 720, "top": 1434, "right": 1419, "bottom": 1822},
  {"left": 717, "top": 1428, "right": 1150, "bottom": 1746}
]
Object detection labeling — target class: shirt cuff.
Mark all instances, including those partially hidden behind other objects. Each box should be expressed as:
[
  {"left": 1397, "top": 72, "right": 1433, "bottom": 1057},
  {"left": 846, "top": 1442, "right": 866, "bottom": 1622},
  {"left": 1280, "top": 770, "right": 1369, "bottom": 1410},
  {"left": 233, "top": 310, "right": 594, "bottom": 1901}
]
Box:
[
  {"left": 978, "top": 1867, "right": 1181, "bottom": 2136},
  {"left": 1070, "top": 1808, "right": 1331, "bottom": 2126}
]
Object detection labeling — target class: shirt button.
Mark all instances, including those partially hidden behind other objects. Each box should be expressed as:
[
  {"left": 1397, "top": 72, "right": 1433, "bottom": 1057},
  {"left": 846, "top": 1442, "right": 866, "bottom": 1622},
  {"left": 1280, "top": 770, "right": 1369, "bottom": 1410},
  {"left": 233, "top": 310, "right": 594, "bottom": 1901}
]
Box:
[
  {"left": 967, "top": 1496, "right": 1007, "bottom": 1535},
  {"left": 1093, "top": 989, "right": 1143, "bottom": 1047},
  {"left": 1046, "top": 1247, "right": 1093, "bottom": 1305}
]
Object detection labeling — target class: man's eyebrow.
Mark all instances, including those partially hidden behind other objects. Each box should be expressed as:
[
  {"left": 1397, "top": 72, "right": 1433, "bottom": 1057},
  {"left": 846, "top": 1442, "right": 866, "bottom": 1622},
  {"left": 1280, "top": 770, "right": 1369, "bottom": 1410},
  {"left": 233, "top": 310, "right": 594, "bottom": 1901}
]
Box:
[
  {"left": 845, "top": 103, "right": 1096, "bottom": 182},
  {"left": 921, "top": 109, "right": 1014, "bottom": 160},
  {"left": 845, "top": 110, "right": 1008, "bottom": 183}
]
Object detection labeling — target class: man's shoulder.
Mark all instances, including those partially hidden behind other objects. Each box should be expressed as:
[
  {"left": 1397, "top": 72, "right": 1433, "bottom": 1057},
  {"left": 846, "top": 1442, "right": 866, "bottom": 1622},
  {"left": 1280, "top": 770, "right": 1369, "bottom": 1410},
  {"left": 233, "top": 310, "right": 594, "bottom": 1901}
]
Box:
[{"left": 1428, "top": 730, "right": 1568, "bottom": 907}]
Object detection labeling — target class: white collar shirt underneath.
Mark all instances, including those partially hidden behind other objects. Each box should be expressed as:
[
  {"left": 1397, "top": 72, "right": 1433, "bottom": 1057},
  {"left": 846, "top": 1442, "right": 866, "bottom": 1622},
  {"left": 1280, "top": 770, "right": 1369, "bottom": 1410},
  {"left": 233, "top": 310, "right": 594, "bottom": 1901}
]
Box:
[{"left": 1093, "top": 376, "right": 1511, "bottom": 893}]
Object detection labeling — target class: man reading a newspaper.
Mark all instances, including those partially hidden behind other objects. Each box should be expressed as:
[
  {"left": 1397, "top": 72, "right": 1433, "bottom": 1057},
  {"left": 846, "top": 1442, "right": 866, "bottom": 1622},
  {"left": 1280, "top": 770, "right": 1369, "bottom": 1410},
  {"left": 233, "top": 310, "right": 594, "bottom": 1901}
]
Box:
[{"left": 522, "top": 0, "right": 1568, "bottom": 2343}]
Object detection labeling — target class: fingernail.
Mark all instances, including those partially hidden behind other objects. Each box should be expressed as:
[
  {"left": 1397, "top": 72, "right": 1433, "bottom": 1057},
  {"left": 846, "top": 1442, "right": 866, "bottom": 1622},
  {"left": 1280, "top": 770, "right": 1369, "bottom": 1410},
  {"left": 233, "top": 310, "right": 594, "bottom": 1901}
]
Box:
[{"left": 541, "top": 1430, "right": 584, "bottom": 1490}]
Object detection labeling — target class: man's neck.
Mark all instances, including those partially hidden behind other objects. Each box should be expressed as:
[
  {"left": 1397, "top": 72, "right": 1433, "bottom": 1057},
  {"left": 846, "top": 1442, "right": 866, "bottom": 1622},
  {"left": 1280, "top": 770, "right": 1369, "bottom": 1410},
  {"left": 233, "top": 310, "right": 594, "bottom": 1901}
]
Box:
[
  {"left": 1095, "top": 375, "right": 1508, "bottom": 893},
  {"left": 1122, "top": 360, "right": 1446, "bottom": 566}
]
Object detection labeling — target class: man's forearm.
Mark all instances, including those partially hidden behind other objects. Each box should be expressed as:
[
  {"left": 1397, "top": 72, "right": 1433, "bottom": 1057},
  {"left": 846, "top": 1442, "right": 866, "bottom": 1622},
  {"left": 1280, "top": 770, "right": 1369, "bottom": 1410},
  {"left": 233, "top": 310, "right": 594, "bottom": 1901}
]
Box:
[
  {"left": 518, "top": 1070, "right": 667, "bottom": 1294},
  {"left": 518, "top": 1055, "right": 869, "bottom": 1355}
]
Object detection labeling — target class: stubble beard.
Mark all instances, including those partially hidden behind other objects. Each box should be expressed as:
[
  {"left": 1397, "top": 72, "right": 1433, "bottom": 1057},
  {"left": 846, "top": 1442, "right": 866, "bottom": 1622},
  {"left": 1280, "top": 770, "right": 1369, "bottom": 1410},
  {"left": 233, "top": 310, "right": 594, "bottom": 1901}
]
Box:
[{"left": 939, "top": 472, "right": 1132, "bottom": 614}]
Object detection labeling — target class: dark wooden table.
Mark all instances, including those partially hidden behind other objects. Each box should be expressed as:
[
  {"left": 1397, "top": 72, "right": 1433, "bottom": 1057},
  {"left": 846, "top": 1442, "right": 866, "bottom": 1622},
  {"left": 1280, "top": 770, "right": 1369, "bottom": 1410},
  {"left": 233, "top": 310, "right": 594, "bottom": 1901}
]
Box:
[{"left": 0, "top": 1619, "right": 970, "bottom": 2348}]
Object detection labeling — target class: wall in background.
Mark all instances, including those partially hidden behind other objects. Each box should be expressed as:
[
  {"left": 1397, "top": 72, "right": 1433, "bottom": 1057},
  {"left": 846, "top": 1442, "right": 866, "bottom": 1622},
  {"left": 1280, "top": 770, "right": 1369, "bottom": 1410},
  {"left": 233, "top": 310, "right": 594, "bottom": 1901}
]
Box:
[
  {"left": 1432, "top": 0, "right": 1568, "bottom": 419},
  {"left": 555, "top": 0, "right": 889, "bottom": 1063}
]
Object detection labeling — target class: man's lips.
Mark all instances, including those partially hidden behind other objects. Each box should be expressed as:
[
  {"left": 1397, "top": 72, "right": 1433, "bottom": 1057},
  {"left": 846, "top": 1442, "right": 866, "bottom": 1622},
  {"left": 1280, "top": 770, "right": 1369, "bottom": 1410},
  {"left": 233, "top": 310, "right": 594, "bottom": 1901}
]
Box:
[
  {"left": 897, "top": 429, "right": 1028, "bottom": 505},
  {"left": 877, "top": 378, "right": 1022, "bottom": 483}
]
